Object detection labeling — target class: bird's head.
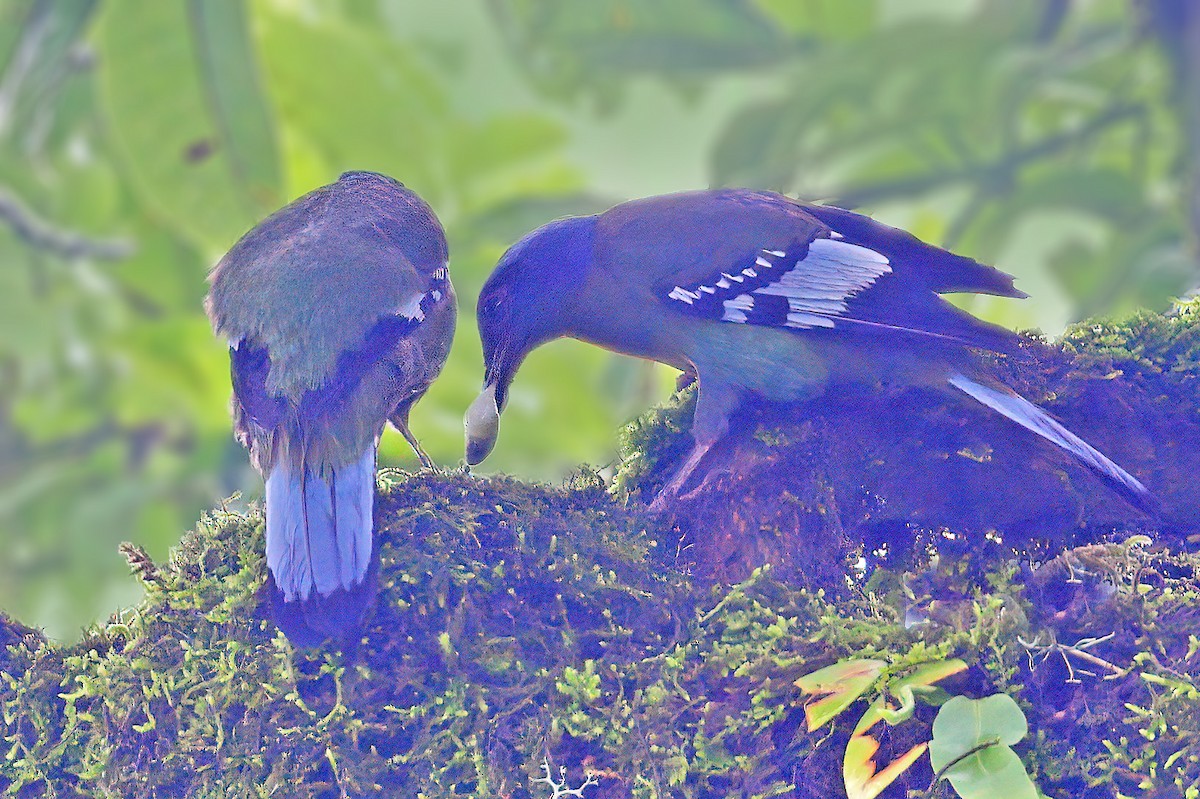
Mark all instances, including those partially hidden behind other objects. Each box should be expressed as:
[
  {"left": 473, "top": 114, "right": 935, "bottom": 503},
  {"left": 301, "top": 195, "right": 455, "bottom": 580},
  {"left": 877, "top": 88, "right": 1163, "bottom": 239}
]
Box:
[{"left": 465, "top": 215, "right": 596, "bottom": 465}]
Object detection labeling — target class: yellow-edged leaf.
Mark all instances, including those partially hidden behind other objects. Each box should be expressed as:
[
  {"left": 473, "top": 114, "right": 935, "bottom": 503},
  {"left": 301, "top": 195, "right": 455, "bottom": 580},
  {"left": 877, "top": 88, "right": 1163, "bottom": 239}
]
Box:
[
  {"left": 795, "top": 659, "right": 886, "bottom": 731},
  {"left": 844, "top": 732, "right": 928, "bottom": 799}
]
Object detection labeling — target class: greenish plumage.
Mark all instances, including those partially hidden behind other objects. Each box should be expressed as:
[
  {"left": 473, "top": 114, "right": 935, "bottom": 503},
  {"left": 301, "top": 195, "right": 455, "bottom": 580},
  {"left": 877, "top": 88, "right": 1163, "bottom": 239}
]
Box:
[{"left": 208, "top": 172, "right": 449, "bottom": 400}]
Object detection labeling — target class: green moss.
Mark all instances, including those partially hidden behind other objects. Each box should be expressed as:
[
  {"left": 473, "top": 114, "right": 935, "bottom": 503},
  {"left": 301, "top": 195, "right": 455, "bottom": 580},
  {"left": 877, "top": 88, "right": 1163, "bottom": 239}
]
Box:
[
  {"left": 3, "top": 470, "right": 1197, "bottom": 798},
  {"left": 611, "top": 384, "right": 695, "bottom": 503},
  {"left": 1061, "top": 298, "right": 1200, "bottom": 386},
  {"left": 3, "top": 308, "right": 1200, "bottom": 798}
]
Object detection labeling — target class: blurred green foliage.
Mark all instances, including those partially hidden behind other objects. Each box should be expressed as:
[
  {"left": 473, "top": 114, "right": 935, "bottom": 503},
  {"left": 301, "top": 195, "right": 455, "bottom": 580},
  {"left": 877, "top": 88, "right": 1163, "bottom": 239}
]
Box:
[{"left": 0, "top": 0, "right": 1196, "bottom": 638}]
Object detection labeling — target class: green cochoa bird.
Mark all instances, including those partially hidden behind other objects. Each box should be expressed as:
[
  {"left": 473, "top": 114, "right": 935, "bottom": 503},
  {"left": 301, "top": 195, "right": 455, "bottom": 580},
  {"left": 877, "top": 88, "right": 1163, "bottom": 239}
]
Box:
[
  {"left": 207, "top": 171, "right": 456, "bottom": 646},
  {"left": 465, "top": 189, "right": 1155, "bottom": 514}
]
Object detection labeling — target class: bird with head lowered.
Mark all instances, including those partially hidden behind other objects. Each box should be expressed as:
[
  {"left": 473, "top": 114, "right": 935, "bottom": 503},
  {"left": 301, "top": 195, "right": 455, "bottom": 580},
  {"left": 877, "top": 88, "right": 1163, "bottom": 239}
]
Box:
[
  {"left": 465, "top": 189, "right": 1154, "bottom": 516},
  {"left": 207, "top": 171, "right": 456, "bottom": 647}
]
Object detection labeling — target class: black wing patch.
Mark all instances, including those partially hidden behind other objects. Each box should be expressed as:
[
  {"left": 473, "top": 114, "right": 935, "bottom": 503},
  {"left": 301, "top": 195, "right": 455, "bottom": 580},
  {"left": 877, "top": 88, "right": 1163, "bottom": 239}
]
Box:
[
  {"left": 296, "top": 314, "right": 421, "bottom": 421},
  {"left": 231, "top": 342, "right": 286, "bottom": 430},
  {"left": 803, "top": 204, "right": 1027, "bottom": 298},
  {"left": 664, "top": 236, "right": 892, "bottom": 330}
]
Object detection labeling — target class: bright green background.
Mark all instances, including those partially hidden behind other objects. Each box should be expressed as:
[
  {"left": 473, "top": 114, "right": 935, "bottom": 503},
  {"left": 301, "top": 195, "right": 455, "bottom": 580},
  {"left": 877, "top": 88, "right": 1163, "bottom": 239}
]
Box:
[{"left": 0, "top": 0, "right": 1196, "bottom": 639}]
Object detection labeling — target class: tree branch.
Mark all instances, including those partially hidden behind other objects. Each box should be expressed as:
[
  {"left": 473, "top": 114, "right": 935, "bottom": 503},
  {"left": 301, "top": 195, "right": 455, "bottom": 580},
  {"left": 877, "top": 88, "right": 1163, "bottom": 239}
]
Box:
[
  {"left": 0, "top": 186, "right": 134, "bottom": 261},
  {"left": 833, "top": 103, "right": 1144, "bottom": 208}
]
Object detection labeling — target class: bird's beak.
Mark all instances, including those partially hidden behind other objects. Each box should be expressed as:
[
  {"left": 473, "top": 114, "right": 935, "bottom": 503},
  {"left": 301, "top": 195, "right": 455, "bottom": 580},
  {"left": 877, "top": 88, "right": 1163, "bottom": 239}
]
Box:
[{"left": 464, "top": 381, "right": 501, "bottom": 465}]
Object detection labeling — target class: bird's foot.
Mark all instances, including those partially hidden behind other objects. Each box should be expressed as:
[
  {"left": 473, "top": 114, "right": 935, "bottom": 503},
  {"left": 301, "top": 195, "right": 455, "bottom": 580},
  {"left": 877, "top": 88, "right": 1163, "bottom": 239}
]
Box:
[
  {"left": 646, "top": 439, "right": 715, "bottom": 514},
  {"left": 394, "top": 419, "right": 440, "bottom": 473},
  {"left": 648, "top": 466, "right": 726, "bottom": 513},
  {"left": 416, "top": 457, "right": 450, "bottom": 476},
  {"left": 676, "top": 470, "right": 726, "bottom": 504}
]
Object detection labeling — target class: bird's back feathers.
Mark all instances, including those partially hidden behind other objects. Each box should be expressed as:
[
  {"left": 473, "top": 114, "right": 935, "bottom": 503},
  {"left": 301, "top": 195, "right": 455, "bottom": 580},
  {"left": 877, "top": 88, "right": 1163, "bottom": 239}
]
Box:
[
  {"left": 207, "top": 172, "right": 449, "bottom": 399},
  {"left": 208, "top": 171, "right": 456, "bottom": 647}
]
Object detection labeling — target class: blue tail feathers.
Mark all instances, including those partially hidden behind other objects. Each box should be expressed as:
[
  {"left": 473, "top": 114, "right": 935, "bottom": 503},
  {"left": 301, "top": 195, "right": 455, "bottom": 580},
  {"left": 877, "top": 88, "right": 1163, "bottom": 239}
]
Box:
[
  {"left": 948, "top": 373, "right": 1156, "bottom": 513},
  {"left": 265, "top": 444, "right": 376, "bottom": 644}
]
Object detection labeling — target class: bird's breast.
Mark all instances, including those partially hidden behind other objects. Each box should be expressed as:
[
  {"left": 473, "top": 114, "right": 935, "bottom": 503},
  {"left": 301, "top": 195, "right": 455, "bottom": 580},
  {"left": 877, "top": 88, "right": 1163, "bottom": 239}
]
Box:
[
  {"left": 567, "top": 300, "right": 834, "bottom": 402},
  {"left": 683, "top": 322, "right": 832, "bottom": 402}
]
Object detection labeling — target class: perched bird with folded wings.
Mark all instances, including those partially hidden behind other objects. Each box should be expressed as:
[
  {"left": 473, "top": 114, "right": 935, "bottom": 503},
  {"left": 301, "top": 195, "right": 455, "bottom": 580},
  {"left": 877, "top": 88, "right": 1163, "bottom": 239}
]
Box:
[
  {"left": 207, "top": 171, "right": 455, "bottom": 646},
  {"left": 465, "top": 189, "right": 1153, "bottom": 514}
]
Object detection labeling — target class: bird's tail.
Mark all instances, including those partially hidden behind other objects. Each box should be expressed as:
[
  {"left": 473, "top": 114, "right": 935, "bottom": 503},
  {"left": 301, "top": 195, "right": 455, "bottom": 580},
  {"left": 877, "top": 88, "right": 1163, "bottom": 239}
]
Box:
[
  {"left": 264, "top": 442, "right": 377, "bottom": 646},
  {"left": 947, "top": 373, "right": 1157, "bottom": 514}
]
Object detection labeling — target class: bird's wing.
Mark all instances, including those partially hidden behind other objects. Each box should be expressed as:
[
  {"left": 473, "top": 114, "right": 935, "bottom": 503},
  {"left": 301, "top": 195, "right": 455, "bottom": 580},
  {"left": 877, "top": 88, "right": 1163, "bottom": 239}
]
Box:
[
  {"left": 656, "top": 210, "right": 1019, "bottom": 354},
  {"left": 208, "top": 175, "right": 450, "bottom": 398},
  {"left": 230, "top": 270, "right": 450, "bottom": 425},
  {"left": 800, "top": 204, "right": 1025, "bottom": 298}
]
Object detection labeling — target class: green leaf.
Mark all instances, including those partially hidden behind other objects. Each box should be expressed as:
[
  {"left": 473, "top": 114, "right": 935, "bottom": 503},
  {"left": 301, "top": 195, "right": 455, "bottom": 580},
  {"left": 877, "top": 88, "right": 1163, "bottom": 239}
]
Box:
[
  {"left": 94, "top": 0, "right": 281, "bottom": 251},
  {"left": 0, "top": 0, "right": 98, "bottom": 141},
  {"left": 876, "top": 658, "right": 968, "bottom": 726},
  {"left": 254, "top": 6, "right": 447, "bottom": 199},
  {"left": 751, "top": 0, "right": 878, "bottom": 39},
  {"left": 186, "top": 1, "right": 281, "bottom": 205},
  {"left": 489, "top": 0, "right": 794, "bottom": 96},
  {"left": 850, "top": 658, "right": 967, "bottom": 732},
  {"left": 795, "top": 658, "right": 886, "bottom": 731},
  {"left": 929, "top": 695, "right": 1038, "bottom": 799}
]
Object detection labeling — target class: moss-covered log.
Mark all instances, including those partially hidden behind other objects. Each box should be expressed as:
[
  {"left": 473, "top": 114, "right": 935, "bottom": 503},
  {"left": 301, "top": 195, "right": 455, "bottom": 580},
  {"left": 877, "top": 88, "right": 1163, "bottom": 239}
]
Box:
[
  {"left": 617, "top": 302, "right": 1200, "bottom": 586},
  {"left": 2, "top": 305, "right": 1199, "bottom": 799}
]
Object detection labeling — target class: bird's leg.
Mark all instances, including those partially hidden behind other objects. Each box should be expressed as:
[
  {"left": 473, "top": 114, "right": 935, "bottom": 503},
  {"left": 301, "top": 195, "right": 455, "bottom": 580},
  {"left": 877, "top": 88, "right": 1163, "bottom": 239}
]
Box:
[
  {"left": 648, "top": 379, "right": 738, "bottom": 514},
  {"left": 649, "top": 442, "right": 715, "bottom": 514},
  {"left": 390, "top": 408, "right": 435, "bottom": 471}
]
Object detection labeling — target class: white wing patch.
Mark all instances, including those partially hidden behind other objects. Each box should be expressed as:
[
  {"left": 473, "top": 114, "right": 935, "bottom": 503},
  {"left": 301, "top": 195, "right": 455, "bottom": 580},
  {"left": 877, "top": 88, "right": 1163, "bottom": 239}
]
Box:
[
  {"left": 397, "top": 291, "right": 428, "bottom": 321},
  {"left": 669, "top": 286, "right": 700, "bottom": 304},
  {"left": 667, "top": 234, "right": 891, "bottom": 329},
  {"left": 397, "top": 263, "right": 451, "bottom": 321},
  {"left": 722, "top": 293, "right": 754, "bottom": 322}
]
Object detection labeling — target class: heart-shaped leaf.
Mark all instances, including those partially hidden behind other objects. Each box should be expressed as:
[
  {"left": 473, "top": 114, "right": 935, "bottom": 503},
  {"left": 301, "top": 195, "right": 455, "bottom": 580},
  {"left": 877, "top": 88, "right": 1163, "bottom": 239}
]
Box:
[{"left": 928, "top": 694, "right": 1038, "bottom": 799}]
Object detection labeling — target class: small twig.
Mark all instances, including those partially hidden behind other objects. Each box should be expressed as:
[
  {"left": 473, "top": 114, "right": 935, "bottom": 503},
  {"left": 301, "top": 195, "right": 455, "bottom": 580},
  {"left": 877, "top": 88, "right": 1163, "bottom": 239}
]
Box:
[
  {"left": 533, "top": 759, "right": 598, "bottom": 798},
  {"left": 1019, "top": 631, "right": 1130, "bottom": 682},
  {"left": 925, "top": 737, "right": 1001, "bottom": 794},
  {"left": 119, "top": 541, "right": 162, "bottom": 587},
  {"left": 0, "top": 186, "right": 134, "bottom": 261},
  {"left": 1061, "top": 643, "right": 1130, "bottom": 680},
  {"left": 836, "top": 103, "right": 1143, "bottom": 207}
]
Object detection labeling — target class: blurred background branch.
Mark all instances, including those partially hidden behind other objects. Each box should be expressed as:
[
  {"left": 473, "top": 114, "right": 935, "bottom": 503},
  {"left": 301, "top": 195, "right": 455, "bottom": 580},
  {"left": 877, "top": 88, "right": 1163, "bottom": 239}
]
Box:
[
  {"left": 835, "top": 102, "right": 1146, "bottom": 208},
  {"left": 0, "top": 186, "right": 132, "bottom": 259},
  {"left": 1138, "top": 0, "right": 1200, "bottom": 252},
  {"left": 0, "top": 0, "right": 1196, "bottom": 639}
]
